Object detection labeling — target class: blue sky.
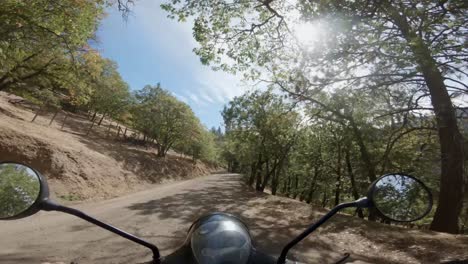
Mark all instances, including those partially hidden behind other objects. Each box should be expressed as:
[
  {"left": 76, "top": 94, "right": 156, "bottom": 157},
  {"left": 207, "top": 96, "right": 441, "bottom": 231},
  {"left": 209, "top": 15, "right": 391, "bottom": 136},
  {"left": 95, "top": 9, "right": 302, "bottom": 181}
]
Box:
[{"left": 94, "top": 0, "right": 248, "bottom": 129}]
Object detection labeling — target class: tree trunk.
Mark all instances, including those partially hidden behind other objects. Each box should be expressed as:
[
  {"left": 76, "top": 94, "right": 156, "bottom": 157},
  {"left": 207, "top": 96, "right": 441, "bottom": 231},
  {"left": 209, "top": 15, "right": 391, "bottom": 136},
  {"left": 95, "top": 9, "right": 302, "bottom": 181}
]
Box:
[
  {"left": 425, "top": 63, "right": 465, "bottom": 233},
  {"left": 385, "top": 2, "right": 465, "bottom": 233},
  {"left": 260, "top": 159, "right": 272, "bottom": 192},
  {"left": 249, "top": 162, "right": 256, "bottom": 186},
  {"left": 350, "top": 119, "right": 376, "bottom": 183},
  {"left": 346, "top": 147, "right": 364, "bottom": 218},
  {"left": 106, "top": 121, "right": 112, "bottom": 137},
  {"left": 31, "top": 105, "right": 43, "bottom": 122},
  {"left": 164, "top": 143, "right": 173, "bottom": 157},
  {"left": 299, "top": 188, "right": 306, "bottom": 202},
  {"left": 0, "top": 75, "right": 11, "bottom": 91},
  {"left": 334, "top": 142, "right": 342, "bottom": 207},
  {"left": 61, "top": 112, "right": 69, "bottom": 130},
  {"left": 251, "top": 153, "right": 262, "bottom": 187},
  {"left": 334, "top": 172, "right": 341, "bottom": 206},
  {"left": 123, "top": 127, "right": 128, "bottom": 139},
  {"left": 157, "top": 145, "right": 166, "bottom": 157},
  {"left": 86, "top": 118, "right": 96, "bottom": 136},
  {"left": 271, "top": 168, "right": 279, "bottom": 195},
  {"left": 98, "top": 112, "right": 106, "bottom": 126},
  {"left": 48, "top": 110, "right": 59, "bottom": 126},
  {"left": 90, "top": 111, "right": 97, "bottom": 122},
  {"left": 292, "top": 174, "right": 299, "bottom": 199},
  {"left": 462, "top": 206, "right": 468, "bottom": 234},
  {"left": 281, "top": 174, "right": 288, "bottom": 195},
  {"left": 271, "top": 159, "right": 284, "bottom": 195},
  {"left": 349, "top": 120, "right": 377, "bottom": 220},
  {"left": 321, "top": 191, "right": 328, "bottom": 208},
  {"left": 306, "top": 166, "right": 319, "bottom": 204},
  {"left": 255, "top": 162, "right": 263, "bottom": 192}
]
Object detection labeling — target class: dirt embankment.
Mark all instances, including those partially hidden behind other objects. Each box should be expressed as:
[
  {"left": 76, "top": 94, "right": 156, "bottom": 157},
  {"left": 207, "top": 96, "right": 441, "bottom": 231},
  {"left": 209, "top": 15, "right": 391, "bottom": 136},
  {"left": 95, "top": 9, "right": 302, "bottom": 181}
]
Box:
[{"left": 0, "top": 92, "right": 221, "bottom": 201}]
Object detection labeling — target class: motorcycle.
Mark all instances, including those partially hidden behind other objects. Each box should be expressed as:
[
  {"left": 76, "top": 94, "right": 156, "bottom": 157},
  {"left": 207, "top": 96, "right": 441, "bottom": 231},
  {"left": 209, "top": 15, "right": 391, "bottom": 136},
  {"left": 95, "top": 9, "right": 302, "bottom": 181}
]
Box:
[{"left": 0, "top": 162, "right": 433, "bottom": 264}]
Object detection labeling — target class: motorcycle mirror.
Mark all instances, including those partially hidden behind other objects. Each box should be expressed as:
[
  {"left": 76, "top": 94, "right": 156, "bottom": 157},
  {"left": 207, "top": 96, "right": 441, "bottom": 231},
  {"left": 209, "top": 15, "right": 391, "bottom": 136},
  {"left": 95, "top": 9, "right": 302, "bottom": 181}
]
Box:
[
  {"left": 368, "top": 173, "right": 433, "bottom": 222},
  {"left": 0, "top": 162, "right": 49, "bottom": 220}
]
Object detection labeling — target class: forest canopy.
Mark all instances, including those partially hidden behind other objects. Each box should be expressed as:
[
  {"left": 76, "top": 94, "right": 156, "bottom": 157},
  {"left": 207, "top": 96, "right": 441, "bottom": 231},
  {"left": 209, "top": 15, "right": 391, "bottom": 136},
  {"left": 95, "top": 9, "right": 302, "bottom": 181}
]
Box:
[{"left": 159, "top": 0, "right": 468, "bottom": 234}]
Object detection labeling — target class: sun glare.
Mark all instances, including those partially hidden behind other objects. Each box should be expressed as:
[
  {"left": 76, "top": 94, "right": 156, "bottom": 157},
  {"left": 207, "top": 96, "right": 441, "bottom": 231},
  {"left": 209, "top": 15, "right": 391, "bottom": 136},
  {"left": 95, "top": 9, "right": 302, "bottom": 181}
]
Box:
[{"left": 293, "top": 20, "right": 328, "bottom": 48}]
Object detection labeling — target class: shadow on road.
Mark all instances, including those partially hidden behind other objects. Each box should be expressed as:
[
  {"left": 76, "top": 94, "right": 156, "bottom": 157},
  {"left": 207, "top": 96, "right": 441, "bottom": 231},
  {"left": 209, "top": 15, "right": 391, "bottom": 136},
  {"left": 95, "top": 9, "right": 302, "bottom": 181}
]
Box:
[
  {"left": 125, "top": 174, "right": 398, "bottom": 264},
  {"left": 2, "top": 174, "right": 466, "bottom": 264}
]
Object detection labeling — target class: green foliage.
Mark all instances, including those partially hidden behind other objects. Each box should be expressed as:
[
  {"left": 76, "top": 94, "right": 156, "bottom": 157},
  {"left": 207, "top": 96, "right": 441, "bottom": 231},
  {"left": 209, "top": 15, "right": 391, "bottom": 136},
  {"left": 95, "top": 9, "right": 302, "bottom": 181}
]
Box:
[
  {"left": 131, "top": 84, "right": 210, "bottom": 158},
  {"left": 222, "top": 87, "right": 440, "bottom": 222},
  {"left": 163, "top": 0, "right": 466, "bottom": 232},
  {"left": 87, "top": 58, "right": 131, "bottom": 120},
  {"left": 0, "top": 0, "right": 104, "bottom": 94},
  {"left": 186, "top": 128, "right": 221, "bottom": 164},
  {"left": 222, "top": 89, "right": 299, "bottom": 192},
  {"left": 161, "top": 0, "right": 466, "bottom": 95},
  {"left": 0, "top": 0, "right": 126, "bottom": 118}
]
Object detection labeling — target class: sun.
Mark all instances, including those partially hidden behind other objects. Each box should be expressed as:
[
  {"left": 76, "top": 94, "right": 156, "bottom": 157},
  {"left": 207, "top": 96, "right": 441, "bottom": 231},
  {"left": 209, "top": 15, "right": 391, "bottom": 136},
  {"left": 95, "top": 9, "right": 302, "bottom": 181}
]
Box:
[{"left": 293, "top": 20, "right": 328, "bottom": 48}]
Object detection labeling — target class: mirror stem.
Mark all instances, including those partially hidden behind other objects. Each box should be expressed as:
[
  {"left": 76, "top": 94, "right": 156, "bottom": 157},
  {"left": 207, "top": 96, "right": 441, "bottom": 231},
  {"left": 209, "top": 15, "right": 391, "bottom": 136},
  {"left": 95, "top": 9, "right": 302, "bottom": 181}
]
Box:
[
  {"left": 277, "top": 197, "right": 370, "bottom": 264},
  {"left": 41, "top": 200, "right": 161, "bottom": 264}
]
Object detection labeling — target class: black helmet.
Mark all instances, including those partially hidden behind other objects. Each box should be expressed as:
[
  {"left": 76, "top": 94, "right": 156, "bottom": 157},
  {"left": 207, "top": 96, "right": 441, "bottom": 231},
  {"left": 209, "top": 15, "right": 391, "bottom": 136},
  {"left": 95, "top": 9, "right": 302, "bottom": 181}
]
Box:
[{"left": 188, "top": 213, "right": 252, "bottom": 264}]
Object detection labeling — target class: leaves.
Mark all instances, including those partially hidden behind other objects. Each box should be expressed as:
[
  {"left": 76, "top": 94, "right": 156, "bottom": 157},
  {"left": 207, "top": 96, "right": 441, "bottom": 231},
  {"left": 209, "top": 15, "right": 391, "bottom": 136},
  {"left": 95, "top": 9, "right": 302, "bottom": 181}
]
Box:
[
  {"left": 131, "top": 84, "right": 213, "bottom": 159},
  {"left": 163, "top": 0, "right": 466, "bottom": 230},
  {"left": 0, "top": 0, "right": 105, "bottom": 108}
]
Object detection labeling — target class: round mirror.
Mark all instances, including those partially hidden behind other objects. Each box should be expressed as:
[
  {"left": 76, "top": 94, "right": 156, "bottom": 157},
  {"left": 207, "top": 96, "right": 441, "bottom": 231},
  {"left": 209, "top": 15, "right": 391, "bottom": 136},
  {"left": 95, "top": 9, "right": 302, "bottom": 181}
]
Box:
[
  {"left": 0, "top": 163, "right": 42, "bottom": 219},
  {"left": 370, "top": 173, "right": 432, "bottom": 222}
]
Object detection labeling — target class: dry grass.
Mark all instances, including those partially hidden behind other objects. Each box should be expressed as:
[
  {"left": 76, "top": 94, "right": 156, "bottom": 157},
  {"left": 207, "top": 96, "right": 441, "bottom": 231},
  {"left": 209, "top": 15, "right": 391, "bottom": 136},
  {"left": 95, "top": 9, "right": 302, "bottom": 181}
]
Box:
[{"left": 0, "top": 92, "right": 219, "bottom": 201}]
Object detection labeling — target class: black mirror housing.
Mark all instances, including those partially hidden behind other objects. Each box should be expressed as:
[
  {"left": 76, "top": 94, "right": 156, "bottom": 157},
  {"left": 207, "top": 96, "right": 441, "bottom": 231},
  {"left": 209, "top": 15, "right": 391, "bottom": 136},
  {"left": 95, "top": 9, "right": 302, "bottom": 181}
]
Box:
[
  {"left": 0, "top": 161, "right": 50, "bottom": 220},
  {"left": 367, "top": 173, "right": 433, "bottom": 223}
]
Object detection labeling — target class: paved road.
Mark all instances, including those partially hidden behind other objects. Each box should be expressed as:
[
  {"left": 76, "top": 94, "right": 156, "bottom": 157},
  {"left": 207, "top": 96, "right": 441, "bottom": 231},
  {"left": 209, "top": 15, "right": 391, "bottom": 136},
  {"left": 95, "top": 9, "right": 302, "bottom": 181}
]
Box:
[{"left": 0, "top": 174, "right": 366, "bottom": 264}]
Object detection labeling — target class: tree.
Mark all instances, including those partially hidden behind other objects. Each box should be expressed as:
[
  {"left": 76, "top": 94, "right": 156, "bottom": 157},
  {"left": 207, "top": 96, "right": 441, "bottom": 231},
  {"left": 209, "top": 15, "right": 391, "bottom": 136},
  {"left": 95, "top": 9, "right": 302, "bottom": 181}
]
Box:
[
  {"left": 132, "top": 84, "right": 199, "bottom": 157},
  {"left": 0, "top": 0, "right": 104, "bottom": 92},
  {"left": 223, "top": 89, "right": 299, "bottom": 192},
  {"left": 1, "top": 0, "right": 113, "bottom": 128},
  {"left": 89, "top": 59, "right": 130, "bottom": 116},
  {"left": 219, "top": 81, "right": 442, "bottom": 225},
  {"left": 162, "top": 0, "right": 466, "bottom": 233},
  {"left": 183, "top": 127, "right": 220, "bottom": 164}
]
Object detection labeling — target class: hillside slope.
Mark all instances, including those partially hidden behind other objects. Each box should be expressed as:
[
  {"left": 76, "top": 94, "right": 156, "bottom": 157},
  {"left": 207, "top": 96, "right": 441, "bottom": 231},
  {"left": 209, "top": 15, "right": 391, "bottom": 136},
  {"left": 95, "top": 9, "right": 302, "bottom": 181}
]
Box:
[{"left": 0, "top": 92, "right": 219, "bottom": 201}]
